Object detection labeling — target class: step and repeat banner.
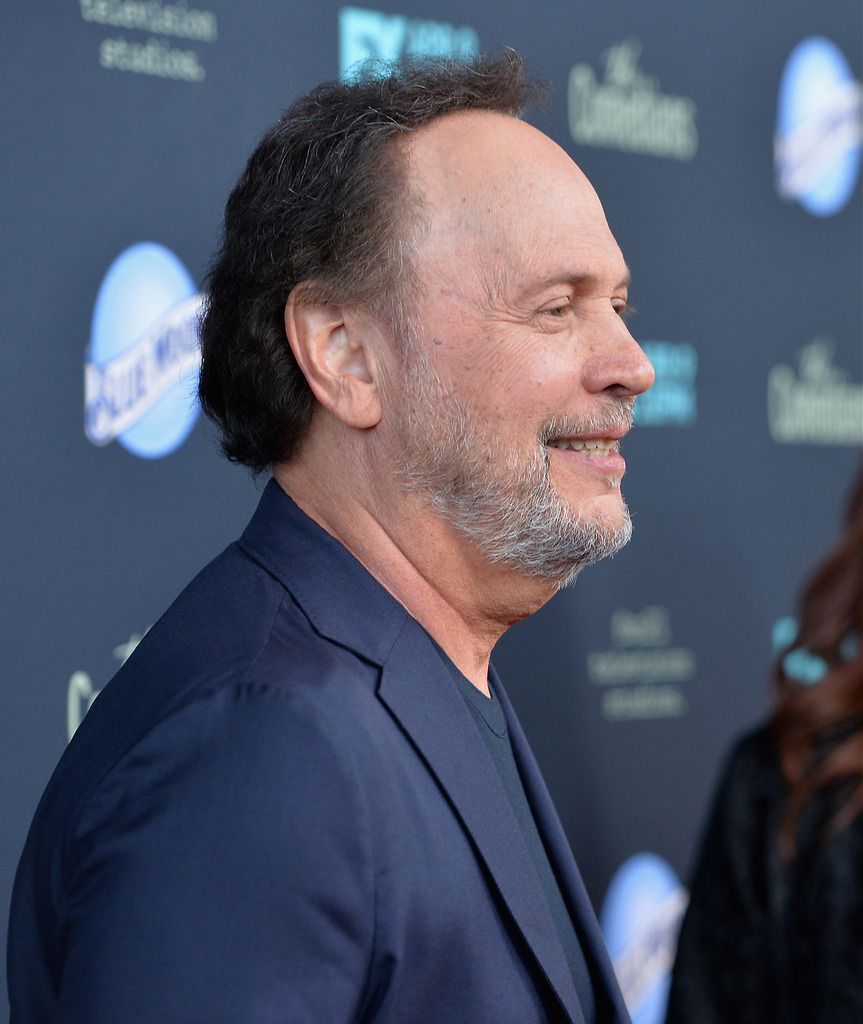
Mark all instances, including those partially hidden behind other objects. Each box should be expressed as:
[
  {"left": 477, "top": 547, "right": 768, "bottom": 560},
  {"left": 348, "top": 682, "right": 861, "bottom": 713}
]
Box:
[{"left": 2, "top": 4, "right": 861, "bottom": 1020}]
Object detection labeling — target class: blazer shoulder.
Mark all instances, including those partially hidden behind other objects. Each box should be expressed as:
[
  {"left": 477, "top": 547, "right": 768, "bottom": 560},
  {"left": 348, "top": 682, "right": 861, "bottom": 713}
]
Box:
[{"left": 32, "top": 539, "right": 375, "bottom": 854}]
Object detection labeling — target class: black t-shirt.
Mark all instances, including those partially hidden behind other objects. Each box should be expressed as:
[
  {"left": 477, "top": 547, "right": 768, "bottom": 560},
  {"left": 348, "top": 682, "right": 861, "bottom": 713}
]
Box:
[{"left": 436, "top": 646, "right": 598, "bottom": 1024}]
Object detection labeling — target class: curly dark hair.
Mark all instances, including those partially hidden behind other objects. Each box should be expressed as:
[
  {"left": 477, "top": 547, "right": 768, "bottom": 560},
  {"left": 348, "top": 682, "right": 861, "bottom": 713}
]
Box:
[
  {"left": 773, "top": 461, "right": 863, "bottom": 857},
  {"left": 198, "top": 51, "right": 543, "bottom": 472}
]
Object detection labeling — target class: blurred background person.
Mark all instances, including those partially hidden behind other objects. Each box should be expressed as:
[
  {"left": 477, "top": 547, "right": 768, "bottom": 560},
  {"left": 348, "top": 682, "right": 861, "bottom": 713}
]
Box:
[{"left": 666, "top": 461, "right": 863, "bottom": 1023}]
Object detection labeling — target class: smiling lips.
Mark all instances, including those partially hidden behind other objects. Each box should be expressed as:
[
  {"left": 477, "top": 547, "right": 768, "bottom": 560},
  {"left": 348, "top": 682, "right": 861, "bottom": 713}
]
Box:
[{"left": 546, "top": 437, "right": 620, "bottom": 454}]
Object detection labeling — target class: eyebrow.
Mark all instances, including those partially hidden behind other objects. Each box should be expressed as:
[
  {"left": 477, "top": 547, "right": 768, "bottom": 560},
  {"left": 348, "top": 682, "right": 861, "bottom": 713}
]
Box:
[
  {"left": 534, "top": 268, "right": 632, "bottom": 292},
  {"left": 486, "top": 266, "right": 632, "bottom": 311}
]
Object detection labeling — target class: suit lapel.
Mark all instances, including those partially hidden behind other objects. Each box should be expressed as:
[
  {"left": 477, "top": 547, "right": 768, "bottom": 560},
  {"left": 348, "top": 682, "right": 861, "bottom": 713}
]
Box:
[
  {"left": 378, "top": 619, "right": 585, "bottom": 1024},
  {"left": 494, "top": 672, "right": 632, "bottom": 1024}
]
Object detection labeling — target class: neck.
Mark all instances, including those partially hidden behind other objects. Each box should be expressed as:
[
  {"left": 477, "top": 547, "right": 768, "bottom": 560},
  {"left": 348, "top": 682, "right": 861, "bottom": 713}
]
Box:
[{"left": 274, "top": 444, "right": 555, "bottom": 695}]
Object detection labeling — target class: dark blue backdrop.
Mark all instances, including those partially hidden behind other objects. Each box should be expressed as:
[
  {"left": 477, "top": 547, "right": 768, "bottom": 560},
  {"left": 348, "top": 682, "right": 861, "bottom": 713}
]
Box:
[{"left": 2, "top": 4, "right": 861, "bottom": 1021}]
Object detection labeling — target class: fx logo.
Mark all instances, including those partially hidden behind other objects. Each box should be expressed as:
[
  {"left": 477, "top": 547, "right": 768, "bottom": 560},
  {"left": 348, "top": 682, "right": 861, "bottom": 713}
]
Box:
[{"left": 339, "top": 6, "right": 478, "bottom": 78}]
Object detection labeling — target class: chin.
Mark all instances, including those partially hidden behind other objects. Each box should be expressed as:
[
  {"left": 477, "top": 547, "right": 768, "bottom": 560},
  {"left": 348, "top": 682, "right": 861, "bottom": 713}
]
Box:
[
  {"left": 577, "top": 492, "right": 633, "bottom": 546},
  {"left": 572, "top": 484, "right": 626, "bottom": 519}
]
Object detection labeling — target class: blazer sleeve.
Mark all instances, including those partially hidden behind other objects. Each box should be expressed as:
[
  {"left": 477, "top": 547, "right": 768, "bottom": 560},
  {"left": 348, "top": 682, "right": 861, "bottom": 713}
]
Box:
[
  {"left": 665, "top": 728, "right": 783, "bottom": 1024},
  {"left": 54, "top": 683, "right": 375, "bottom": 1024}
]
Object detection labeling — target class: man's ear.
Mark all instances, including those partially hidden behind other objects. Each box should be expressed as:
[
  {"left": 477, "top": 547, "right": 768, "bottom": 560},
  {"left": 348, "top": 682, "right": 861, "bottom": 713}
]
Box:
[{"left": 284, "top": 287, "right": 383, "bottom": 430}]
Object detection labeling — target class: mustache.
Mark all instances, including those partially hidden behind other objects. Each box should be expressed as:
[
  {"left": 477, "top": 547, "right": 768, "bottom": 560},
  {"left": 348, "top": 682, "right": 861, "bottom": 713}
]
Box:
[{"left": 538, "top": 401, "right": 634, "bottom": 444}]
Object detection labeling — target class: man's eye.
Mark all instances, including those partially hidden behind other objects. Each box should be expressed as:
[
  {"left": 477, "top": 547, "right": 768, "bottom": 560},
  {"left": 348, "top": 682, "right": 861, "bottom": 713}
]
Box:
[
  {"left": 615, "top": 302, "right": 636, "bottom": 320},
  {"left": 542, "top": 304, "right": 570, "bottom": 318}
]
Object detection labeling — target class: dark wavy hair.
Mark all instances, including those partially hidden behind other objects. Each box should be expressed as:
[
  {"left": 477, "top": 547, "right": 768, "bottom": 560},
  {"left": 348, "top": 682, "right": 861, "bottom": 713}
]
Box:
[
  {"left": 773, "top": 462, "right": 863, "bottom": 858},
  {"left": 198, "top": 52, "right": 542, "bottom": 472}
]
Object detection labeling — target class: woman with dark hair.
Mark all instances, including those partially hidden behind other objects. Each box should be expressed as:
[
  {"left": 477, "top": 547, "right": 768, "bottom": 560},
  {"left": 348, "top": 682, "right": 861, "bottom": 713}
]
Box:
[{"left": 665, "top": 464, "right": 863, "bottom": 1023}]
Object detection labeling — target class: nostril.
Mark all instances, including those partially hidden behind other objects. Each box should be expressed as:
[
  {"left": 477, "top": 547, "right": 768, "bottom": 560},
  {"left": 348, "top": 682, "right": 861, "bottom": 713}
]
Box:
[{"left": 581, "top": 351, "right": 656, "bottom": 397}]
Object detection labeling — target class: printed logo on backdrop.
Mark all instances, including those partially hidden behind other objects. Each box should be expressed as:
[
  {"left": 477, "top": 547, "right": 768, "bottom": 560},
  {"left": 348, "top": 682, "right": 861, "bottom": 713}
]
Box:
[
  {"left": 775, "top": 37, "right": 862, "bottom": 217},
  {"left": 600, "top": 853, "right": 688, "bottom": 1024},
  {"left": 768, "top": 338, "right": 863, "bottom": 446},
  {"left": 339, "top": 6, "right": 478, "bottom": 79},
  {"left": 587, "top": 606, "right": 695, "bottom": 721},
  {"left": 67, "top": 631, "right": 146, "bottom": 740},
  {"left": 568, "top": 40, "right": 698, "bottom": 160},
  {"left": 633, "top": 342, "right": 697, "bottom": 427},
  {"left": 85, "top": 242, "right": 203, "bottom": 459},
  {"left": 79, "top": 0, "right": 218, "bottom": 83}
]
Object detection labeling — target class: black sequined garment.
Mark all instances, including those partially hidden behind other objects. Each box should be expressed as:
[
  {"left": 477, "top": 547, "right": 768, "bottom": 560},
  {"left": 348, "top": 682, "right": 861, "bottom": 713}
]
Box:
[{"left": 666, "top": 725, "right": 863, "bottom": 1024}]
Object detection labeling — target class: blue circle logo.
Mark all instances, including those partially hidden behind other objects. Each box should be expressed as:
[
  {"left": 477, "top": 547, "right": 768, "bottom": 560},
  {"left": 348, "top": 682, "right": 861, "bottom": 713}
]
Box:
[
  {"left": 600, "top": 852, "right": 688, "bottom": 1024},
  {"left": 85, "top": 242, "right": 202, "bottom": 459},
  {"left": 775, "top": 37, "right": 862, "bottom": 217}
]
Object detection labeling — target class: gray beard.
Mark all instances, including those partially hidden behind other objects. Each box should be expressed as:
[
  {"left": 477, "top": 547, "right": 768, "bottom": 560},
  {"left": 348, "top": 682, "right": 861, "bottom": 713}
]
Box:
[{"left": 393, "top": 353, "right": 634, "bottom": 588}]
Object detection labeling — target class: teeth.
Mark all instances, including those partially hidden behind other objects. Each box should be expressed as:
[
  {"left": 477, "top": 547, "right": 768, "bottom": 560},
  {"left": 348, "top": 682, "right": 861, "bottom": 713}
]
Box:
[{"left": 547, "top": 438, "right": 617, "bottom": 454}]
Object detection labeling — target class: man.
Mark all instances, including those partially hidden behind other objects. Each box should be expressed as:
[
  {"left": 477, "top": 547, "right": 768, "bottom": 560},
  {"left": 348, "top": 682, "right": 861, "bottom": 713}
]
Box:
[{"left": 8, "top": 54, "right": 653, "bottom": 1022}]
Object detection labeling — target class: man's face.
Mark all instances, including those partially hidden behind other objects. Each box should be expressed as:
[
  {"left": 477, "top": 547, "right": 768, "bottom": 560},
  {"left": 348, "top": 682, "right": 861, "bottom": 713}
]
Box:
[{"left": 384, "top": 111, "right": 654, "bottom": 586}]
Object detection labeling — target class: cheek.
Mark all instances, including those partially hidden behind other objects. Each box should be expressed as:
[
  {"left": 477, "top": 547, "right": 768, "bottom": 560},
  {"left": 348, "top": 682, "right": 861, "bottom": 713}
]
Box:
[
  {"left": 472, "top": 347, "right": 580, "bottom": 421},
  {"left": 432, "top": 317, "right": 581, "bottom": 420}
]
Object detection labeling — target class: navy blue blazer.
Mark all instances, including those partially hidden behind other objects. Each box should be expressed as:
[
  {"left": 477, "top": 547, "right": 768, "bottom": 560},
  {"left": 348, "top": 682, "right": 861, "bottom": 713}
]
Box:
[{"left": 8, "top": 480, "right": 630, "bottom": 1024}]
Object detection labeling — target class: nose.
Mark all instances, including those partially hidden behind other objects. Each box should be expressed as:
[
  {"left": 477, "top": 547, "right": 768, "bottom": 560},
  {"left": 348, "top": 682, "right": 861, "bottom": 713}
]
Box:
[{"left": 581, "top": 321, "right": 655, "bottom": 398}]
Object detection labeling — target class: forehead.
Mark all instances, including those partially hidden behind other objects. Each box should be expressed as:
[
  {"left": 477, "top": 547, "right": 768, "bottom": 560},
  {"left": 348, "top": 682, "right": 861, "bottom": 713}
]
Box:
[{"left": 405, "top": 111, "right": 627, "bottom": 295}]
